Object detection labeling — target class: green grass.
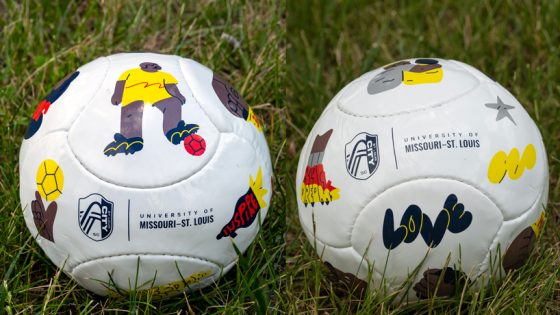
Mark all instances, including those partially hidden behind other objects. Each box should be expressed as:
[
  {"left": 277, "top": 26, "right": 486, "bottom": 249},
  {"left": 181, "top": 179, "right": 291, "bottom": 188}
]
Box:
[
  {"left": 285, "top": 0, "right": 560, "bottom": 314},
  {"left": 0, "top": 0, "right": 285, "bottom": 314}
]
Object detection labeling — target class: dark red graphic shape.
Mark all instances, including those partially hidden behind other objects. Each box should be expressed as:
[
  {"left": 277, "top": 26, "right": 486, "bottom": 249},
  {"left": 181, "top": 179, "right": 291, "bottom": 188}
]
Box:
[
  {"left": 184, "top": 134, "right": 206, "bottom": 156},
  {"left": 310, "top": 129, "right": 333, "bottom": 155},
  {"left": 31, "top": 191, "right": 58, "bottom": 242},
  {"left": 216, "top": 187, "right": 261, "bottom": 239},
  {"left": 32, "top": 100, "right": 52, "bottom": 121},
  {"left": 25, "top": 71, "right": 80, "bottom": 139},
  {"left": 302, "top": 164, "right": 337, "bottom": 192}
]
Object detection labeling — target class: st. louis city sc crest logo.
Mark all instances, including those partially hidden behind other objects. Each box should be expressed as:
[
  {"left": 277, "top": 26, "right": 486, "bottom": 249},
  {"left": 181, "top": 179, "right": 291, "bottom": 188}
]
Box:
[
  {"left": 78, "top": 193, "right": 114, "bottom": 241},
  {"left": 345, "top": 132, "right": 380, "bottom": 180}
]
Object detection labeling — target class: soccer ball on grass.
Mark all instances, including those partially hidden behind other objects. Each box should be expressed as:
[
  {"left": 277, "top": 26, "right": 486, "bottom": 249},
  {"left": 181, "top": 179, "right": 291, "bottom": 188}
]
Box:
[
  {"left": 20, "top": 53, "right": 272, "bottom": 297},
  {"left": 296, "top": 58, "right": 548, "bottom": 301}
]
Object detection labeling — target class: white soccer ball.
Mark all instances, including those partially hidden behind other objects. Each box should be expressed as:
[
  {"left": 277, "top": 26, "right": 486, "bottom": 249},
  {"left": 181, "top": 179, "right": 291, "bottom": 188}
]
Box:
[
  {"left": 296, "top": 58, "right": 548, "bottom": 301},
  {"left": 20, "top": 53, "right": 272, "bottom": 297}
]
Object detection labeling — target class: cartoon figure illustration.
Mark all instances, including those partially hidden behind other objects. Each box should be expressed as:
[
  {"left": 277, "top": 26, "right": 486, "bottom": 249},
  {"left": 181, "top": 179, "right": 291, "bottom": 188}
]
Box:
[
  {"left": 216, "top": 167, "right": 268, "bottom": 239},
  {"left": 487, "top": 144, "right": 536, "bottom": 184},
  {"left": 367, "top": 59, "right": 443, "bottom": 95},
  {"left": 25, "top": 71, "right": 79, "bottom": 139},
  {"left": 33, "top": 159, "right": 65, "bottom": 242},
  {"left": 212, "top": 74, "right": 262, "bottom": 131},
  {"left": 104, "top": 62, "right": 201, "bottom": 156},
  {"left": 301, "top": 129, "right": 340, "bottom": 207}
]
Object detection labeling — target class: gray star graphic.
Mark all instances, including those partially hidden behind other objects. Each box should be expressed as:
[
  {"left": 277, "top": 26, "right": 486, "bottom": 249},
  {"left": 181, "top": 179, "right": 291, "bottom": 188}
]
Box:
[{"left": 485, "top": 96, "right": 516, "bottom": 125}]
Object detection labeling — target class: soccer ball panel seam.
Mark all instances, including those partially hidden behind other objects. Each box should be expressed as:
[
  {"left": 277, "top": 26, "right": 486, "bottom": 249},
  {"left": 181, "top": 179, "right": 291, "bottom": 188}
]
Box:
[
  {"left": 334, "top": 79, "right": 483, "bottom": 118},
  {"left": 68, "top": 253, "right": 226, "bottom": 273}
]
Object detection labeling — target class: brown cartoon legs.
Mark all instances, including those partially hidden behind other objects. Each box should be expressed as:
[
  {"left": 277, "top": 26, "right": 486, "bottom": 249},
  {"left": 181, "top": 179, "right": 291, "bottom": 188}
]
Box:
[
  {"left": 104, "top": 101, "right": 145, "bottom": 156},
  {"left": 154, "top": 97, "right": 199, "bottom": 145},
  {"left": 121, "top": 101, "right": 144, "bottom": 138},
  {"left": 153, "top": 97, "right": 182, "bottom": 135}
]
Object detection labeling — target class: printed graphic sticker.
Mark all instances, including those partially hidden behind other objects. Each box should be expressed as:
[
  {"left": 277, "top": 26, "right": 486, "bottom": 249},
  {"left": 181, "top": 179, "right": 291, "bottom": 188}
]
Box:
[
  {"left": 345, "top": 132, "right": 379, "bottom": 180},
  {"left": 32, "top": 159, "right": 64, "bottom": 242},
  {"left": 502, "top": 211, "right": 545, "bottom": 272},
  {"left": 25, "top": 71, "right": 80, "bottom": 139},
  {"left": 78, "top": 193, "right": 114, "bottom": 241},
  {"left": 367, "top": 59, "right": 443, "bottom": 95},
  {"left": 301, "top": 129, "right": 340, "bottom": 207},
  {"left": 413, "top": 267, "right": 469, "bottom": 299},
  {"left": 104, "top": 62, "right": 202, "bottom": 156},
  {"left": 212, "top": 74, "right": 262, "bottom": 131},
  {"left": 383, "top": 194, "right": 473, "bottom": 249},
  {"left": 487, "top": 144, "right": 536, "bottom": 184},
  {"left": 217, "top": 167, "right": 268, "bottom": 239},
  {"left": 485, "top": 96, "right": 516, "bottom": 125}
]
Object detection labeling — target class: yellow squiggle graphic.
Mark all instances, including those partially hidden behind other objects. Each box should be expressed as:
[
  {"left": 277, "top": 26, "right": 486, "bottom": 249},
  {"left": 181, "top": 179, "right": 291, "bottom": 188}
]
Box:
[
  {"left": 488, "top": 144, "right": 536, "bottom": 184},
  {"left": 108, "top": 270, "right": 212, "bottom": 298}
]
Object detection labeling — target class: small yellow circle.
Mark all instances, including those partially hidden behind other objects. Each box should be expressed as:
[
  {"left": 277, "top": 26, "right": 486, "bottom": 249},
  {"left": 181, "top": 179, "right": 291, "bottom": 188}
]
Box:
[{"left": 36, "top": 159, "right": 64, "bottom": 201}]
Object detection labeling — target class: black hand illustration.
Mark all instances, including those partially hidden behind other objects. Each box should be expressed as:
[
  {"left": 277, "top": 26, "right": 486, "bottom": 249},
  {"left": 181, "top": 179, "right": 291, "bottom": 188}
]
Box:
[{"left": 31, "top": 191, "right": 57, "bottom": 242}]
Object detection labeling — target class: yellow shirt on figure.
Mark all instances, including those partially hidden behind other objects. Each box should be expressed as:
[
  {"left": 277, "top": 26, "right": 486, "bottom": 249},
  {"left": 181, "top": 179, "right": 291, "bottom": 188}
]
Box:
[{"left": 118, "top": 68, "right": 179, "bottom": 106}]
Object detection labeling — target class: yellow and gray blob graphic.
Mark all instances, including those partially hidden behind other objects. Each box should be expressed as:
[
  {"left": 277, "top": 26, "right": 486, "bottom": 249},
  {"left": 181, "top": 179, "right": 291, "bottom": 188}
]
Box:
[{"left": 367, "top": 59, "right": 443, "bottom": 95}]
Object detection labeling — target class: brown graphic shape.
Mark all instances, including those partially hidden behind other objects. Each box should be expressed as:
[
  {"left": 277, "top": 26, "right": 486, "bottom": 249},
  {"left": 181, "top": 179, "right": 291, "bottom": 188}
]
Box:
[
  {"left": 383, "top": 60, "right": 411, "bottom": 70},
  {"left": 212, "top": 74, "right": 249, "bottom": 119},
  {"left": 502, "top": 227, "right": 536, "bottom": 272},
  {"left": 409, "top": 63, "right": 442, "bottom": 73},
  {"left": 413, "top": 267, "right": 468, "bottom": 299},
  {"left": 324, "top": 261, "right": 367, "bottom": 298},
  {"left": 31, "top": 191, "right": 57, "bottom": 242},
  {"left": 310, "top": 129, "right": 333, "bottom": 154}
]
